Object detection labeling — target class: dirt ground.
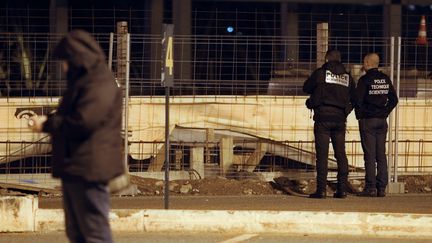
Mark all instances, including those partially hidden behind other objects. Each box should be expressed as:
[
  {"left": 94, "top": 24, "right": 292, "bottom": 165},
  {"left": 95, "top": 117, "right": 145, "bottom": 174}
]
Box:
[
  {"left": 1, "top": 174, "right": 431, "bottom": 197},
  {"left": 399, "top": 175, "right": 432, "bottom": 193},
  {"left": 129, "top": 174, "right": 432, "bottom": 197},
  {"left": 131, "top": 176, "right": 279, "bottom": 196}
]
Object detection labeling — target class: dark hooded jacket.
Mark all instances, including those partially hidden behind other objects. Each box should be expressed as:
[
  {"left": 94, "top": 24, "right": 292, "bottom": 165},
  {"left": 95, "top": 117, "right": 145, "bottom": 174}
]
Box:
[
  {"left": 43, "top": 30, "right": 124, "bottom": 182},
  {"left": 303, "top": 61, "right": 356, "bottom": 122}
]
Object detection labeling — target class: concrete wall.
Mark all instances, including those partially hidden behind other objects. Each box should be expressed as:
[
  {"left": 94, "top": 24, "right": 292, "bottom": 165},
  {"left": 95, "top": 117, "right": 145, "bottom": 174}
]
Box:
[
  {"left": 0, "top": 96, "right": 431, "bottom": 172},
  {"left": 0, "top": 196, "right": 38, "bottom": 232}
]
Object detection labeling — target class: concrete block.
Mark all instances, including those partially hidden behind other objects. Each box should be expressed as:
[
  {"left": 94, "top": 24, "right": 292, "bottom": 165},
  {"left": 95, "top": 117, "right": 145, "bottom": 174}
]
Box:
[
  {"left": 109, "top": 210, "right": 145, "bottom": 232},
  {"left": 139, "top": 210, "right": 432, "bottom": 238},
  {"left": 190, "top": 147, "right": 205, "bottom": 179},
  {"left": 387, "top": 182, "right": 405, "bottom": 194},
  {"left": 36, "top": 209, "right": 145, "bottom": 233},
  {"left": 367, "top": 213, "right": 432, "bottom": 238},
  {"left": 0, "top": 196, "right": 37, "bottom": 232},
  {"left": 35, "top": 209, "right": 64, "bottom": 232},
  {"left": 29, "top": 208, "right": 432, "bottom": 238}
]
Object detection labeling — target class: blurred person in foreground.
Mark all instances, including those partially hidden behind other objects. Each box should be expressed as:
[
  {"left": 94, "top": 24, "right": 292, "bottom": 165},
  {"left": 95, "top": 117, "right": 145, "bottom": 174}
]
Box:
[
  {"left": 303, "top": 49, "right": 356, "bottom": 199},
  {"left": 355, "top": 53, "right": 398, "bottom": 197},
  {"left": 29, "top": 30, "right": 123, "bottom": 243}
]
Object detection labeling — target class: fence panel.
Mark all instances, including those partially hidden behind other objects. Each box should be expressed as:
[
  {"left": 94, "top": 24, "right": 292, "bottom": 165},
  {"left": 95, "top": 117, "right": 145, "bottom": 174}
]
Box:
[{"left": 0, "top": 32, "right": 431, "bottom": 190}]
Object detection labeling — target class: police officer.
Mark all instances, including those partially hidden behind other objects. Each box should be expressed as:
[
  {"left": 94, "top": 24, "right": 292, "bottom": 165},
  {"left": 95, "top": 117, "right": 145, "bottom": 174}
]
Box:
[
  {"left": 303, "top": 49, "right": 356, "bottom": 199},
  {"left": 355, "top": 53, "right": 398, "bottom": 197}
]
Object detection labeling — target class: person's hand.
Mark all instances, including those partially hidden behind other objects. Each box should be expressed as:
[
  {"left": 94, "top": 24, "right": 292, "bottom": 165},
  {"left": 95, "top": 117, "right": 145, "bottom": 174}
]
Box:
[{"left": 28, "top": 115, "right": 47, "bottom": 132}]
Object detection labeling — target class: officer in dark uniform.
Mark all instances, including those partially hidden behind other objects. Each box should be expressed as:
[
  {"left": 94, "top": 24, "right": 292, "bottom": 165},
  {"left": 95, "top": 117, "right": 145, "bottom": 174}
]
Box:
[
  {"left": 303, "top": 49, "right": 356, "bottom": 199},
  {"left": 355, "top": 53, "right": 398, "bottom": 197}
]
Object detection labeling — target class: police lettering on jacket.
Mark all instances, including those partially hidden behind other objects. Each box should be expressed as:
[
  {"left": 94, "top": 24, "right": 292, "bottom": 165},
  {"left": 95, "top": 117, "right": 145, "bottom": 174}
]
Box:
[
  {"left": 325, "top": 70, "right": 349, "bottom": 87},
  {"left": 369, "top": 79, "right": 389, "bottom": 95}
]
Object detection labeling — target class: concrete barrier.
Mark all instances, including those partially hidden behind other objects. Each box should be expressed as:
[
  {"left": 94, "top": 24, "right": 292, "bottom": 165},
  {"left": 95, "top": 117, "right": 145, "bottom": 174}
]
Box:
[
  {"left": 2, "top": 196, "right": 432, "bottom": 238},
  {"left": 0, "top": 196, "right": 38, "bottom": 232}
]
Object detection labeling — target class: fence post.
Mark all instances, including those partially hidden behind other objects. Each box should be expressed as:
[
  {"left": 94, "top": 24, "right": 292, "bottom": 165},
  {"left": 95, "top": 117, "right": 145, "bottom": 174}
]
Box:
[
  {"left": 316, "top": 23, "right": 328, "bottom": 68},
  {"left": 161, "top": 24, "right": 174, "bottom": 209},
  {"left": 394, "top": 37, "right": 401, "bottom": 182},
  {"left": 387, "top": 37, "right": 405, "bottom": 194},
  {"left": 116, "top": 21, "right": 128, "bottom": 87},
  {"left": 124, "top": 33, "right": 131, "bottom": 173},
  {"left": 115, "top": 22, "right": 130, "bottom": 183},
  {"left": 388, "top": 37, "right": 394, "bottom": 186},
  {"left": 108, "top": 33, "right": 114, "bottom": 71}
]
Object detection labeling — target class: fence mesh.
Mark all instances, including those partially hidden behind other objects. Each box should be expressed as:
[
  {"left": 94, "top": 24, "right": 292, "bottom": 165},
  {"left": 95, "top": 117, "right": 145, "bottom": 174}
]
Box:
[{"left": 0, "top": 5, "right": 431, "bottom": 193}]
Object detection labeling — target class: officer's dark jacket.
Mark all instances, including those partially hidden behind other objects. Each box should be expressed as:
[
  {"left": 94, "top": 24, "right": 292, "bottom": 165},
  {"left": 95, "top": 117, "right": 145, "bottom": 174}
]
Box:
[
  {"left": 354, "top": 68, "right": 398, "bottom": 119},
  {"left": 303, "top": 61, "right": 356, "bottom": 122},
  {"left": 43, "top": 30, "right": 124, "bottom": 183}
]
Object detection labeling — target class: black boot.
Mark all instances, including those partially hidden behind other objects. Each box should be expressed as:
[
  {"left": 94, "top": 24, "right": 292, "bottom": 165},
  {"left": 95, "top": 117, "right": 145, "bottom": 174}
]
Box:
[
  {"left": 334, "top": 182, "right": 347, "bottom": 198},
  {"left": 309, "top": 191, "right": 326, "bottom": 199},
  {"left": 377, "top": 188, "right": 386, "bottom": 197},
  {"left": 357, "top": 188, "right": 377, "bottom": 197},
  {"left": 333, "top": 190, "right": 347, "bottom": 199}
]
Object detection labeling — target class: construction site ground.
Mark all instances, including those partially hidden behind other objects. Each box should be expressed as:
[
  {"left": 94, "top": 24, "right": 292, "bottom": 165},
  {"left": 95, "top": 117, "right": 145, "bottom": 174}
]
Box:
[
  {"left": 31, "top": 175, "right": 432, "bottom": 214},
  {"left": 1, "top": 174, "right": 431, "bottom": 213},
  {"left": 38, "top": 193, "right": 432, "bottom": 214},
  {"left": 1, "top": 175, "right": 432, "bottom": 241}
]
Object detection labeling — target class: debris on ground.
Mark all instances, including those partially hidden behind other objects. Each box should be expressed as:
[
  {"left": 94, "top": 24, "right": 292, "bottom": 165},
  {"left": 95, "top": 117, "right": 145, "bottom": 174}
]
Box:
[
  {"left": 0, "top": 174, "right": 431, "bottom": 197},
  {"left": 400, "top": 175, "right": 432, "bottom": 193}
]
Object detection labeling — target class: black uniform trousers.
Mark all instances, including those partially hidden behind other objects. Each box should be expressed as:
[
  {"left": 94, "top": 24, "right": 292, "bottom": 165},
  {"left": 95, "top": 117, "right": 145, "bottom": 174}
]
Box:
[
  {"left": 359, "top": 118, "right": 388, "bottom": 190},
  {"left": 62, "top": 179, "right": 113, "bottom": 243},
  {"left": 314, "top": 121, "right": 349, "bottom": 192}
]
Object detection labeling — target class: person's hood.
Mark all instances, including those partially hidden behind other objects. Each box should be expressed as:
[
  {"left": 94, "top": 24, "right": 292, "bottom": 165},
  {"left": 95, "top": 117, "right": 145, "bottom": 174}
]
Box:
[
  {"left": 322, "top": 61, "right": 347, "bottom": 75},
  {"left": 53, "top": 30, "right": 105, "bottom": 71}
]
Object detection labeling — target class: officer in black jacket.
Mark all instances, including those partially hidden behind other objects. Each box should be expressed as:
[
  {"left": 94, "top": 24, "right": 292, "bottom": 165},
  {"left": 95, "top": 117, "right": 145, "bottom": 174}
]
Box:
[
  {"left": 303, "top": 50, "right": 356, "bottom": 199},
  {"left": 355, "top": 53, "right": 398, "bottom": 197}
]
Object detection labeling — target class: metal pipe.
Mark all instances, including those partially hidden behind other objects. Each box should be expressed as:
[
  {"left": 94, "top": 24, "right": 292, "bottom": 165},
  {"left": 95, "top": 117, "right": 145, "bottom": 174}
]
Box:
[
  {"left": 108, "top": 32, "right": 114, "bottom": 71},
  {"left": 164, "top": 86, "right": 170, "bottom": 209},
  {"left": 387, "top": 37, "right": 394, "bottom": 184},
  {"left": 124, "top": 33, "right": 130, "bottom": 170},
  {"left": 394, "top": 36, "right": 401, "bottom": 182}
]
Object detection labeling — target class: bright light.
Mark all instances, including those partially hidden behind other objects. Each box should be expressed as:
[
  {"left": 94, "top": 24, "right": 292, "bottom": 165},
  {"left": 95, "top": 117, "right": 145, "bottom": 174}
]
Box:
[
  {"left": 408, "top": 5, "right": 416, "bottom": 11},
  {"left": 226, "top": 26, "right": 234, "bottom": 33}
]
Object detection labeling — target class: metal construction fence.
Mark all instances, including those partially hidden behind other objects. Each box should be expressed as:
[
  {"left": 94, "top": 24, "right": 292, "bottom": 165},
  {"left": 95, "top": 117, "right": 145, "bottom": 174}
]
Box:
[
  {"left": 2, "top": 5, "right": 431, "bottom": 38},
  {"left": 0, "top": 32, "right": 431, "bottom": 188},
  {"left": 1, "top": 33, "right": 431, "bottom": 97}
]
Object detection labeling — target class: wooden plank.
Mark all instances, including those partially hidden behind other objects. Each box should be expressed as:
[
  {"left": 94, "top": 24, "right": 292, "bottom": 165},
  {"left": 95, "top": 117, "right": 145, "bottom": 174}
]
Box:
[
  {"left": 233, "top": 154, "right": 249, "bottom": 165},
  {"left": 0, "top": 182, "right": 60, "bottom": 194},
  {"left": 316, "top": 22, "right": 328, "bottom": 68},
  {"left": 116, "top": 21, "right": 128, "bottom": 86},
  {"left": 243, "top": 143, "right": 267, "bottom": 172}
]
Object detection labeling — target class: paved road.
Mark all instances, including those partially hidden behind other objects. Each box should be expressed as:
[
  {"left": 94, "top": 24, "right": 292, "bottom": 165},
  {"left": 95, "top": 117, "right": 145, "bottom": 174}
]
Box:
[
  {"left": 1, "top": 231, "right": 431, "bottom": 243},
  {"left": 39, "top": 194, "right": 432, "bottom": 214}
]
